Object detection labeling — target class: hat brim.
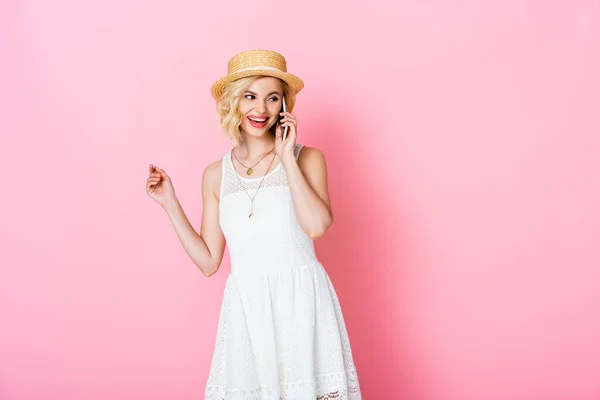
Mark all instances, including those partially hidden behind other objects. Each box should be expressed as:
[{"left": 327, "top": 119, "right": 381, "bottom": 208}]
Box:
[{"left": 211, "top": 70, "right": 304, "bottom": 100}]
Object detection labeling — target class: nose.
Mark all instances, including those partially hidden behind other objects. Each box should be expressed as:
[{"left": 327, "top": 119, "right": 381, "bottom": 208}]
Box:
[{"left": 255, "top": 100, "right": 267, "bottom": 113}]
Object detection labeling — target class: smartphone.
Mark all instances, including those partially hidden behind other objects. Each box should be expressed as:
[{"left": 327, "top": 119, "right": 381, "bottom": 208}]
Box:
[{"left": 281, "top": 95, "right": 288, "bottom": 141}]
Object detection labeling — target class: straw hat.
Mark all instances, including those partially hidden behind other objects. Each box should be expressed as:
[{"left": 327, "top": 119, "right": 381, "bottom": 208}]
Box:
[{"left": 210, "top": 49, "right": 304, "bottom": 100}]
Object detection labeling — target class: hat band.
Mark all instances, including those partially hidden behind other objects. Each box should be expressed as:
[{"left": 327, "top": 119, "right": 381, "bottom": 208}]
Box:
[{"left": 233, "top": 65, "right": 285, "bottom": 74}]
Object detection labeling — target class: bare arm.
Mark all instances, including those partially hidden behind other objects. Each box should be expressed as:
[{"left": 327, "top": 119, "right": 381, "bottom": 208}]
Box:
[
  {"left": 282, "top": 146, "right": 333, "bottom": 239},
  {"left": 161, "top": 161, "right": 226, "bottom": 277}
]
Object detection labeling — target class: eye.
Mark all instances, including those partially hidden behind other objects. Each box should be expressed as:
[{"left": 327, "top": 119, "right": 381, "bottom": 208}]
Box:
[{"left": 243, "top": 95, "right": 279, "bottom": 101}]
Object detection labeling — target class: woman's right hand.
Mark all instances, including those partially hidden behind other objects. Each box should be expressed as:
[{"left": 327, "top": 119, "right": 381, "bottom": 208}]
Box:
[{"left": 146, "top": 164, "right": 177, "bottom": 207}]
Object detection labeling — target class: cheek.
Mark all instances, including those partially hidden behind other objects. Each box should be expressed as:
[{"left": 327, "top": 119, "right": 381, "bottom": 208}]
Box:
[
  {"left": 268, "top": 102, "right": 281, "bottom": 114},
  {"left": 238, "top": 100, "right": 250, "bottom": 114}
]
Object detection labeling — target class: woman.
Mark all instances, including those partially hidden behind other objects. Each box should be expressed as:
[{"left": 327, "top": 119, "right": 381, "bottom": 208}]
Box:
[{"left": 146, "top": 49, "right": 361, "bottom": 399}]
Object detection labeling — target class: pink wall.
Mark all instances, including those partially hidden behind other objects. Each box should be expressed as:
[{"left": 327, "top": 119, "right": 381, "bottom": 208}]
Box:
[{"left": 1, "top": 1, "right": 599, "bottom": 399}]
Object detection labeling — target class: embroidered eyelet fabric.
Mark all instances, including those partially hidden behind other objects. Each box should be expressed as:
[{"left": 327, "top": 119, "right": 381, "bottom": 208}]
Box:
[{"left": 205, "top": 144, "right": 362, "bottom": 399}]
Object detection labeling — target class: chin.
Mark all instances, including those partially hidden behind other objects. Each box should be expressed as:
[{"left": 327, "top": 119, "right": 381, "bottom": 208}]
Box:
[{"left": 242, "top": 123, "right": 276, "bottom": 137}]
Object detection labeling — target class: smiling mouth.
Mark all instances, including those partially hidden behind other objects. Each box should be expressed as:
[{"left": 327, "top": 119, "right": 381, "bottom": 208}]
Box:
[{"left": 247, "top": 116, "right": 269, "bottom": 128}]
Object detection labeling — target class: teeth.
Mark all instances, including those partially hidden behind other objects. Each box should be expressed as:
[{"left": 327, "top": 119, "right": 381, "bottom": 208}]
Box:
[{"left": 249, "top": 117, "right": 267, "bottom": 122}]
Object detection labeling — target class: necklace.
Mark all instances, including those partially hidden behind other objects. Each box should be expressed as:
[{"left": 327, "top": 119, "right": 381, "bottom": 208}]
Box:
[
  {"left": 231, "top": 151, "right": 277, "bottom": 219},
  {"left": 231, "top": 147, "right": 275, "bottom": 176}
]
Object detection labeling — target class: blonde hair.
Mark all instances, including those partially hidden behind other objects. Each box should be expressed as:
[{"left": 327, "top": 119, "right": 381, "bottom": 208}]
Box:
[{"left": 215, "top": 76, "right": 297, "bottom": 146}]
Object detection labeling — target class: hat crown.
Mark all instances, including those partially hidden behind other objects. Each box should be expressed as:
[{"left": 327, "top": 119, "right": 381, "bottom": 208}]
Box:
[
  {"left": 211, "top": 49, "right": 303, "bottom": 100},
  {"left": 227, "top": 49, "right": 287, "bottom": 74}
]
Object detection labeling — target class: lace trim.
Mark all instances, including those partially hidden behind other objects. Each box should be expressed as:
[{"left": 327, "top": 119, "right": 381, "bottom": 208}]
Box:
[
  {"left": 317, "top": 389, "right": 356, "bottom": 400},
  {"left": 220, "top": 144, "right": 305, "bottom": 200},
  {"left": 294, "top": 143, "right": 304, "bottom": 160},
  {"left": 205, "top": 369, "right": 361, "bottom": 399}
]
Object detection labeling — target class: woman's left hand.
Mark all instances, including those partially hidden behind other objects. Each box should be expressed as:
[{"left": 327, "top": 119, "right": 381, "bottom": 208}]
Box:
[{"left": 275, "top": 111, "right": 298, "bottom": 166}]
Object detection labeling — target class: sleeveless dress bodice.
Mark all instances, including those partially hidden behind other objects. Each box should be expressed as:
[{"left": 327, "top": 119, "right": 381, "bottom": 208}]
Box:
[
  {"left": 218, "top": 144, "right": 318, "bottom": 276},
  {"left": 205, "top": 143, "right": 362, "bottom": 400}
]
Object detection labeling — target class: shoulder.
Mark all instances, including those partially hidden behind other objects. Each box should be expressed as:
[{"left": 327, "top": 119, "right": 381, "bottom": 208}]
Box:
[
  {"left": 203, "top": 158, "right": 223, "bottom": 179},
  {"left": 202, "top": 158, "right": 224, "bottom": 194},
  {"left": 297, "top": 145, "right": 327, "bottom": 169}
]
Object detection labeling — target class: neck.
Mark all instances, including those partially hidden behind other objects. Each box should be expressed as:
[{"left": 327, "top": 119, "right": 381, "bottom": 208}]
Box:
[{"left": 236, "top": 132, "right": 276, "bottom": 158}]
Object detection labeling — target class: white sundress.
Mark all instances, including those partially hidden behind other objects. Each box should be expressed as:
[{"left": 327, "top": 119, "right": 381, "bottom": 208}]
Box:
[{"left": 205, "top": 143, "right": 362, "bottom": 400}]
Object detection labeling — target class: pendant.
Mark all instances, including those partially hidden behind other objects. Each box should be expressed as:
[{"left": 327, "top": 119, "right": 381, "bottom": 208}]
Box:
[
  {"left": 246, "top": 168, "right": 253, "bottom": 175},
  {"left": 248, "top": 199, "right": 255, "bottom": 219}
]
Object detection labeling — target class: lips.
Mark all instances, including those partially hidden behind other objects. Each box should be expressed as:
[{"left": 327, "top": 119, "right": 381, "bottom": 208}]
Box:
[{"left": 247, "top": 116, "right": 269, "bottom": 128}]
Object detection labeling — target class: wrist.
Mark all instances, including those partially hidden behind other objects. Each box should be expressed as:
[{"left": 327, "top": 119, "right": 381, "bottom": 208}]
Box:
[
  {"left": 163, "top": 196, "right": 180, "bottom": 213},
  {"left": 280, "top": 153, "right": 297, "bottom": 169}
]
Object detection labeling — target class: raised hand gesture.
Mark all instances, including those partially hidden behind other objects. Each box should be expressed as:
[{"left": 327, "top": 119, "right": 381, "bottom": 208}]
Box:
[{"left": 146, "top": 164, "right": 176, "bottom": 207}]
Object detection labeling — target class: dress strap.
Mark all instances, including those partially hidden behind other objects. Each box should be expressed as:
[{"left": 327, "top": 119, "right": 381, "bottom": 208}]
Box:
[
  {"left": 294, "top": 144, "right": 304, "bottom": 160},
  {"left": 219, "top": 150, "right": 232, "bottom": 201}
]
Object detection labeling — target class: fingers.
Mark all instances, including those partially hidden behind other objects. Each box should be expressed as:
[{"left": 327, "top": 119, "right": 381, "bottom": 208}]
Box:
[
  {"left": 147, "top": 172, "right": 162, "bottom": 181},
  {"left": 279, "top": 115, "right": 297, "bottom": 141},
  {"left": 279, "top": 113, "right": 297, "bottom": 126},
  {"left": 274, "top": 123, "right": 284, "bottom": 142},
  {"left": 146, "top": 180, "right": 157, "bottom": 194},
  {"left": 153, "top": 166, "right": 171, "bottom": 181},
  {"left": 279, "top": 120, "right": 297, "bottom": 141},
  {"left": 279, "top": 111, "right": 295, "bottom": 119},
  {"left": 146, "top": 175, "right": 161, "bottom": 191},
  {"left": 276, "top": 125, "right": 292, "bottom": 142},
  {"left": 146, "top": 164, "right": 166, "bottom": 194},
  {"left": 147, "top": 165, "right": 170, "bottom": 180}
]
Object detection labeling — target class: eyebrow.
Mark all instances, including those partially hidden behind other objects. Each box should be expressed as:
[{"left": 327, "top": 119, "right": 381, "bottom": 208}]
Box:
[{"left": 244, "top": 90, "right": 281, "bottom": 96}]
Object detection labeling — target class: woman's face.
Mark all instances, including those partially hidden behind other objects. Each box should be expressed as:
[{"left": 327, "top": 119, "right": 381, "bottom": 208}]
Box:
[{"left": 238, "top": 76, "right": 283, "bottom": 138}]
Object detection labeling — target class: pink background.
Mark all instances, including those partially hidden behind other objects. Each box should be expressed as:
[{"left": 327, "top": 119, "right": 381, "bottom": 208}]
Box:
[{"left": 1, "top": 1, "right": 599, "bottom": 399}]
